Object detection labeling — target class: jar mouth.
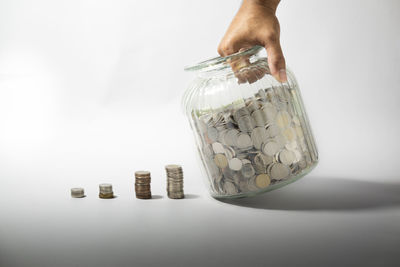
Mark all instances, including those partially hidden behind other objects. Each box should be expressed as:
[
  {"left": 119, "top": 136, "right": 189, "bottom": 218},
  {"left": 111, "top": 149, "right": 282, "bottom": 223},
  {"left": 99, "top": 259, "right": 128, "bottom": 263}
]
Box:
[{"left": 184, "top": 46, "right": 264, "bottom": 72}]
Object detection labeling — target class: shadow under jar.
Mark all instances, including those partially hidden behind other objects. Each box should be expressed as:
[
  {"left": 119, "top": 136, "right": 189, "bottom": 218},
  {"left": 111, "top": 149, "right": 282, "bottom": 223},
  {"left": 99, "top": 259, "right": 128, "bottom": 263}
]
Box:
[{"left": 182, "top": 46, "right": 318, "bottom": 199}]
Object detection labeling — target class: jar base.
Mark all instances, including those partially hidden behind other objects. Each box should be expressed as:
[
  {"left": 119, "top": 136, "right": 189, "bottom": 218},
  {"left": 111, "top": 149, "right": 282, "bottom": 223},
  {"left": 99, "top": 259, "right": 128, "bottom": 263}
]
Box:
[{"left": 211, "top": 162, "right": 318, "bottom": 199}]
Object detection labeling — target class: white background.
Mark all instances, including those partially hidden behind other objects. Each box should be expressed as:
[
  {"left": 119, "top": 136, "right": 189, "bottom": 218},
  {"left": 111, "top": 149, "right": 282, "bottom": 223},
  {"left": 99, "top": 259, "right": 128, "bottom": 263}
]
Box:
[{"left": 0, "top": 0, "right": 399, "bottom": 266}]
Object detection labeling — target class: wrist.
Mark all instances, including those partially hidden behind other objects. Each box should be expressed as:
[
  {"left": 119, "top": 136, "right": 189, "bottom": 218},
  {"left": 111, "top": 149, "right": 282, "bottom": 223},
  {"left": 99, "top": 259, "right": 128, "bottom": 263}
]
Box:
[{"left": 243, "top": 0, "right": 280, "bottom": 14}]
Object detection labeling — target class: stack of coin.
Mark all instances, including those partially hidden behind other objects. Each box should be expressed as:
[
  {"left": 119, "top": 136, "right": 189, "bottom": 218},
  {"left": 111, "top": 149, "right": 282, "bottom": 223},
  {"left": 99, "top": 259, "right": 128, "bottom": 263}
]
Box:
[
  {"left": 99, "top": 183, "right": 114, "bottom": 199},
  {"left": 165, "top": 164, "right": 184, "bottom": 199},
  {"left": 71, "top": 187, "right": 85, "bottom": 198},
  {"left": 135, "top": 171, "right": 152, "bottom": 199}
]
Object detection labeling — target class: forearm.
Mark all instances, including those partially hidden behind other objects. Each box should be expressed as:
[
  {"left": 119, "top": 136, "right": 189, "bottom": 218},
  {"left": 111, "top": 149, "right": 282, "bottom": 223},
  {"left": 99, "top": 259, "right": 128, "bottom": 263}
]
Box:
[{"left": 243, "top": 0, "right": 281, "bottom": 13}]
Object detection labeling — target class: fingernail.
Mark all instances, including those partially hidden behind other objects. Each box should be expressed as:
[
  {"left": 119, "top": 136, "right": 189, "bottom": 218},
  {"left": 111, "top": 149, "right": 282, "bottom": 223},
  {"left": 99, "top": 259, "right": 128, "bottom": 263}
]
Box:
[{"left": 278, "top": 69, "right": 287, "bottom": 82}]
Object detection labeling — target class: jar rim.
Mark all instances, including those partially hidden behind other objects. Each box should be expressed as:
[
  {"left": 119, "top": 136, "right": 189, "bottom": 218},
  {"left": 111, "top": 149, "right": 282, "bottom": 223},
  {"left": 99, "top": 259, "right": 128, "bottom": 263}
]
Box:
[{"left": 184, "top": 46, "right": 263, "bottom": 72}]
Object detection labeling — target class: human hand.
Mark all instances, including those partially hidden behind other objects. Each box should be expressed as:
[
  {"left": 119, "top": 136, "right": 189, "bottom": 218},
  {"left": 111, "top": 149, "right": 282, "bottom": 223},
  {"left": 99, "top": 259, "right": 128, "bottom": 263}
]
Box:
[{"left": 218, "top": 0, "right": 286, "bottom": 83}]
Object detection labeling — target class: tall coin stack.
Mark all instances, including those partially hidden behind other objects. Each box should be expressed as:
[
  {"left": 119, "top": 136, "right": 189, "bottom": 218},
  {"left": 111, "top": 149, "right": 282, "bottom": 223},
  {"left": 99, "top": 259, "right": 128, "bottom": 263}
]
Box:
[
  {"left": 165, "top": 164, "right": 184, "bottom": 199},
  {"left": 135, "top": 171, "right": 152, "bottom": 199}
]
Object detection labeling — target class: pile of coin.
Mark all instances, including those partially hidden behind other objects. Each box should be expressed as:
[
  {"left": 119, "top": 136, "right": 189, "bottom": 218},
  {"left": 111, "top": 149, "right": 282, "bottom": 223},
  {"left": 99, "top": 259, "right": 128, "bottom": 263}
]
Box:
[
  {"left": 135, "top": 171, "right": 152, "bottom": 199},
  {"left": 71, "top": 188, "right": 85, "bottom": 198},
  {"left": 193, "top": 85, "right": 317, "bottom": 197},
  {"left": 99, "top": 183, "right": 114, "bottom": 199},
  {"left": 165, "top": 165, "right": 184, "bottom": 199}
]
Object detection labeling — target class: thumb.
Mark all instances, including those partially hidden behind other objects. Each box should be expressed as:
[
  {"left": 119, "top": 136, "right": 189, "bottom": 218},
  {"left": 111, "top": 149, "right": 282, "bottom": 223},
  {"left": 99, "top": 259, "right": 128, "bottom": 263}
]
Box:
[{"left": 265, "top": 39, "right": 286, "bottom": 82}]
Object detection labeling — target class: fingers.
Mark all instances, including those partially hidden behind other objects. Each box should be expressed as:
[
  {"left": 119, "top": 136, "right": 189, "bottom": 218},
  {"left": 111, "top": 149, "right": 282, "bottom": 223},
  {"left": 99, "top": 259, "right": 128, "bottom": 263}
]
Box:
[
  {"left": 264, "top": 38, "right": 287, "bottom": 82},
  {"left": 218, "top": 42, "right": 235, "bottom": 57}
]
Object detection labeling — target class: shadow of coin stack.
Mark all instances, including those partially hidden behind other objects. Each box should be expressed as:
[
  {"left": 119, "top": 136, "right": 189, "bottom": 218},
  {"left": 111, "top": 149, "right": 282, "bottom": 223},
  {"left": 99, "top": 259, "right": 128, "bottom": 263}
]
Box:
[
  {"left": 165, "top": 165, "right": 184, "bottom": 199},
  {"left": 135, "top": 171, "right": 152, "bottom": 199}
]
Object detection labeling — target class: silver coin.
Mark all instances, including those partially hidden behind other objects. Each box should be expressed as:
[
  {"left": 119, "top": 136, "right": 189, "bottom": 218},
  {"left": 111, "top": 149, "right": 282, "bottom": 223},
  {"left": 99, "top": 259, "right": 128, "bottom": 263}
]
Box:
[
  {"left": 285, "top": 140, "right": 298, "bottom": 151},
  {"left": 228, "top": 158, "right": 243, "bottom": 171},
  {"left": 278, "top": 149, "right": 296, "bottom": 166},
  {"left": 237, "top": 116, "right": 254, "bottom": 132},
  {"left": 247, "top": 176, "right": 260, "bottom": 191},
  {"left": 251, "top": 109, "right": 266, "bottom": 127},
  {"left": 251, "top": 127, "right": 268, "bottom": 150},
  {"left": 217, "top": 129, "right": 228, "bottom": 144},
  {"left": 224, "top": 181, "right": 237, "bottom": 195},
  {"left": 236, "top": 133, "right": 253, "bottom": 149},
  {"left": 212, "top": 142, "right": 225, "bottom": 154},
  {"left": 253, "top": 153, "right": 273, "bottom": 173},
  {"left": 262, "top": 140, "right": 280, "bottom": 156},
  {"left": 224, "top": 146, "right": 236, "bottom": 160},
  {"left": 241, "top": 163, "right": 256, "bottom": 178},
  {"left": 233, "top": 107, "right": 250, "bottom": 122},
  {"left": 207, "top": 126, "right": 219, "bottom": 142},
  {"left": 293, "top": 149, "right": 303, "bottom": 162},
  {"left": 261, "top": 102, "right": 278, "bottom": 123},
  {"left": 224, "top": 129, "right": 239, "bottom": 146},
  {"left": 274, "top": 134, "right": 287, "bottom": 149},
  {"left": 269, "top": 163, "right": 291, "bottom": 180},
  {"left": 266, "top": 124, "right": 281, "bottom": 137}
]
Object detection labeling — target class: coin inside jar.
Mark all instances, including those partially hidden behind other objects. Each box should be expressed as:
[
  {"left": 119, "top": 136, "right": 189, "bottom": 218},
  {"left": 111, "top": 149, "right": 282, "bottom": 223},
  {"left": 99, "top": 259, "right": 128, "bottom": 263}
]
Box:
[
  {"left": 251, "top": 127, "right": 268, "bottom": 149},
  {"left": 193, "top": 83, "right": 317, "bottom": 197},
  {"left": 228, "top": 158, "right": 243, "bottom": 171},
  {"left": 283, "top": 127, "right": 297, "bottom": 142},
  {"left": 214, "top": 154, "right": 228, "bottom": 168},
  {"left": 255, "top": 174, "right": 271, "bottom": 188},
  {"left": 261, "top": 102, "right": 277, "bottom": 123},
  {"left": 207, "top": 126, "right": 219, "bottom": 142},
  {"left": 262, "top": 140, "right": 280, "bottom": 156},
  {"left": 212, "top": 142, "right": 226, "bottom": 154},
  {"left": 266, "top": 124, "right": 281, "bottom": 137},
  {"left": 278, "top": 149, "right": 296, "bottom": 166},
  {"left": 236, "top": 133, "right": 253, "bottom": 149},
  {"left": 269, "top": 163, "right": 291, "bottom": 180},
  {"left": 276, "top": 111, "right": 292, "bottom": 128},
  {"left": 241, "top": 162, "right": 256, "bottom": 178}
]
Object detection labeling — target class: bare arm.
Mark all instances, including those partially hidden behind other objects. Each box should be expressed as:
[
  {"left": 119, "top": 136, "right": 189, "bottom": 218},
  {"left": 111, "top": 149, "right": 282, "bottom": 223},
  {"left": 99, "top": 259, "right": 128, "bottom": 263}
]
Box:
[{"left": 218, "top": 0, "right": 286, "bottom": 82}]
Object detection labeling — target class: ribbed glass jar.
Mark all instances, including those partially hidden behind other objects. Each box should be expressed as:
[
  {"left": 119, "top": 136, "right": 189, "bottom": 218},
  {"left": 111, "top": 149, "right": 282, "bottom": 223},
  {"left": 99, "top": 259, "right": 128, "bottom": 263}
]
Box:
[{"left": 182, "top": 46, "right": 318, "bottom": 198}]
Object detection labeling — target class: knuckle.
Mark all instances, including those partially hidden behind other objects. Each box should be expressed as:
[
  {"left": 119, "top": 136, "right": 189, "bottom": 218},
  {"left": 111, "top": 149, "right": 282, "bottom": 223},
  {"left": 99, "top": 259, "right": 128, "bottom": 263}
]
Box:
[{"left": 219, "top": 43, "right": 235, "bottom": 56}]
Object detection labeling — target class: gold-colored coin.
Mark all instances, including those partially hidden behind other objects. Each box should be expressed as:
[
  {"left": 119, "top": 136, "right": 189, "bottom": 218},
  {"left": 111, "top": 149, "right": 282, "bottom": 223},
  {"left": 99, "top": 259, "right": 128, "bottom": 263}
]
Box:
[
  {"left": 99, "top": 192, "right": 114, "bottom": 199},
  {"left": 276, "top": 111, "right": 291, "bottom": 128},
  {"left": 255, "top": 174, "right": 271, "bottom": 189},
  {"left": 214, "top": 153, "right": 228, "bottom": 168},
  {"left": 283, "top": 127, "right": 296, "bottom": 142}
]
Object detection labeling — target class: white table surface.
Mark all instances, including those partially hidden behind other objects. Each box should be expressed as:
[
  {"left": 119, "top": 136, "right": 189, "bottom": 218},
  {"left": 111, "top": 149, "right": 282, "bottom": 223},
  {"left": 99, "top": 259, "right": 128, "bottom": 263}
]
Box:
[{"left": 1, "top": 173, "right": 399, "bottom": 267}]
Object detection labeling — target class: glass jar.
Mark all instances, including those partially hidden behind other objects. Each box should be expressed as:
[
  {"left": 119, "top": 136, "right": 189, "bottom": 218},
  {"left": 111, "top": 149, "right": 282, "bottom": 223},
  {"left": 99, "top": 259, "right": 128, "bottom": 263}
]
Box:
[{"left": 182, "top": 46, "right": 318, "bottom": 199}]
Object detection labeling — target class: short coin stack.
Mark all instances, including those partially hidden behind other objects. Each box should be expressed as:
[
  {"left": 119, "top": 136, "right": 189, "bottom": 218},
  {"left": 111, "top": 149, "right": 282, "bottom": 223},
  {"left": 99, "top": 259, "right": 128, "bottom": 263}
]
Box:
[
  {"left": 99, "top": 183, "right": 114, "bottom": 199},
  {"left": 135, "top": 171, "right": 152, "bottom": 199},
  {"left": 165, "top": 164, "right": 184, "bottom": 199},
  {"left": 71, "top": 188, "right": 85, "bottom": 198}
]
